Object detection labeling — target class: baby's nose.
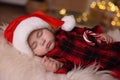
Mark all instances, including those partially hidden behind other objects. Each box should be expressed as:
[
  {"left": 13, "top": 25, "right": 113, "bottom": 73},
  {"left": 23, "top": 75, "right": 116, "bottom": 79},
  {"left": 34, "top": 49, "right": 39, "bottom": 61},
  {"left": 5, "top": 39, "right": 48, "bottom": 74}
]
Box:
[{"left": 41, "top": 39, "right": 46, "bottom": 45}]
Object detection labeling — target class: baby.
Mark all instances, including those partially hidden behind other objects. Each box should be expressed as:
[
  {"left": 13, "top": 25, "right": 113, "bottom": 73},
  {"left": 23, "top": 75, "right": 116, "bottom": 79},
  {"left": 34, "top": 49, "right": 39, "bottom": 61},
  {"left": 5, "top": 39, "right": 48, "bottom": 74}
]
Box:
[
  {"left": 27, "top": 28, "right": 113, "bottom": 72},
  {"left": 4, "top": 11, "right": 120, "bottom": 78},
  {"left": 27, "top": 28, "right": 63, "bottom": 72}
]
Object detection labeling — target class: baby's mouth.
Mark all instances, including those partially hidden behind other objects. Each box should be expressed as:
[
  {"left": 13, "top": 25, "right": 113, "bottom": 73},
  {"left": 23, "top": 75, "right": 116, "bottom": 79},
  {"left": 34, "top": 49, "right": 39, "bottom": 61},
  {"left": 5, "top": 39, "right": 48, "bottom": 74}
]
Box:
[{"left": 46, "top": 41, "right": 52, "bottom": 49}]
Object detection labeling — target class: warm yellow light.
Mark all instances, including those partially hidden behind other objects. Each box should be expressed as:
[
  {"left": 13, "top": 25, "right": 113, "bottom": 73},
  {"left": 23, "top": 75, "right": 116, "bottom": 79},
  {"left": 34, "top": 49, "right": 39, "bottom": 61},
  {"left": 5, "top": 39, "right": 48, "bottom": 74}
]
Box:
[
  {"left": 97, "top": 1, "right": 106, "bottom": 10},
  {"left": 90, "top": 1, "right": 96, "bottom": 8},
  {"left": 111, "top": 6, "right": 116, "bottom": 12},
  {"left": 76, "top": 17, "right": 82, "bottom": 22},
  {"left": 101, "top": 1, "right": 106, "bottom": 5},
  {"left": 89, "top": 0, "right": 120, "bottom": 28},
  {"left": 100, "top": 5, "right": 106, "bottom": 10},
  {"left": 111, "top": 21, "right": 116, "bottom": 26},
  {"left": 107, "top": 2, "right": 116, "bottom": 12},
  {"left": 117, "top": 12, "right": 120, "bottom": 17},
  {"left": 81, "top": 12, "right": 88, "bottom": 22},
  {"left": 82, "top": 17, "right": 88, "bottom": 22},
  {"left": 107, "top": 6, "right": 111, "bottom": 11},
  {"left": 117, "top": 21, "right": 120, "bottom": 26},
  {"left": 59, "top": 8, "right": 66, "bottom": 15},
  {"left": 115, "top": 6, "right": 119, "bottom": 12},
  {"left": 108, "top": 2, "right": 114, "bottom": 7},
  {"left": 82, "top": 12, "right": 87, "bottom": 17},
  {"left": 114, "top": 17, "right": 118, "bottom": 21}
]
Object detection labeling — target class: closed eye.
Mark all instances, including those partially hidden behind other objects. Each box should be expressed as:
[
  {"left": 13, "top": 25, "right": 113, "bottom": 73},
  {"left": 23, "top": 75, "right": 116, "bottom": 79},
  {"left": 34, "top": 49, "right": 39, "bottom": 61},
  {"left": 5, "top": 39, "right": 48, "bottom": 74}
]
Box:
[
  {"left": 37, "top": 30, "right": 43, "bottom": 38},
  {"left": 31, "top": 41, "right": 37, "bottom": 50}
]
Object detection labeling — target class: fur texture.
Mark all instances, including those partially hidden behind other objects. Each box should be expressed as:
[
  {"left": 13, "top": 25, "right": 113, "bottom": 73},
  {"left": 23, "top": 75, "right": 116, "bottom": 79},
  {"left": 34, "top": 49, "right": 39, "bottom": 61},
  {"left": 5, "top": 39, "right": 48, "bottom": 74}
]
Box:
[{"left": 0, "top": 29, "right": 119, "bottom": 80}]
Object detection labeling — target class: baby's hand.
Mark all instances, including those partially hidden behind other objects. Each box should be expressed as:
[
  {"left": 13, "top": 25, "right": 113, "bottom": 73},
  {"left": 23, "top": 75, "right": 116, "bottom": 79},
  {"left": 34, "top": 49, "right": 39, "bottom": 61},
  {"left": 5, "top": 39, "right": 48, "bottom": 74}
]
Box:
[
  {"left": 97, "top": 33, "right": 114, "bottom": 44},
  {"left": 41, "top": 56, "right": 63, "bottom": 72}
]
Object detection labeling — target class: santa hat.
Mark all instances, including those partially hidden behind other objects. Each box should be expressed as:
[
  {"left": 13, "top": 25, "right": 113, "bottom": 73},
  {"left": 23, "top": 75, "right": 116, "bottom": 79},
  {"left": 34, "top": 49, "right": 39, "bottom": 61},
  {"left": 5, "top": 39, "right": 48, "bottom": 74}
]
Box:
[{"left": 4, "top": 11, "right": 76, "bottom": 56}]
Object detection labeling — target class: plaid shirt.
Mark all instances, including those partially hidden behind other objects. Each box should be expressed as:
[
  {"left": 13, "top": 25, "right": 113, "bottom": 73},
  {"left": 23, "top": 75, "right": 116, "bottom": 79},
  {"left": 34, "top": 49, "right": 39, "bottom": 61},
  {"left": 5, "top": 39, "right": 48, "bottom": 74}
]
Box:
[{"left": 46, "top": 25, "right": 120, "bottom": 79}]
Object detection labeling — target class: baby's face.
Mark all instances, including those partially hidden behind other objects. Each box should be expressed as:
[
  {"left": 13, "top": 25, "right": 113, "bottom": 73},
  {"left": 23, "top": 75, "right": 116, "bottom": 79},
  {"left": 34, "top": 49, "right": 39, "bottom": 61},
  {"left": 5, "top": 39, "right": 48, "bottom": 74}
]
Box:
[{"left": 28, "top": 28, "right": 55, "bottom": 56}]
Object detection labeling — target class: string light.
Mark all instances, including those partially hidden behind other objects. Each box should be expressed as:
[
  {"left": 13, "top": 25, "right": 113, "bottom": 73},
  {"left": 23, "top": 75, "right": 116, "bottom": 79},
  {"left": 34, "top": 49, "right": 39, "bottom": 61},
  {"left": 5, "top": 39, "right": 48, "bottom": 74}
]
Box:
[
  {"left": 59, "top": 8, "right": 66, "bottom": 15},
  {"left": 76, "top": 16, "right": 82, "bottom": 23},
  {"left": 90, "top": 1, "right": 96, "bottom": 8},
  {"left": 111, "top": 21, "right": 115, "bottom": 26},
  {"left": 90, "top": 0, "right": 120, "bottom": 28},
  {"left": 82, "top": 12, "right": 88, "bottom": 22},
  {"left": 117, "top": 21, "right": 120, "bottom": 26},
  {"left": 117, "top": 12, "right": 120, "bottom": 17},
  {"left": 57, "top": 0, "right": 120, "bottom": 28}
]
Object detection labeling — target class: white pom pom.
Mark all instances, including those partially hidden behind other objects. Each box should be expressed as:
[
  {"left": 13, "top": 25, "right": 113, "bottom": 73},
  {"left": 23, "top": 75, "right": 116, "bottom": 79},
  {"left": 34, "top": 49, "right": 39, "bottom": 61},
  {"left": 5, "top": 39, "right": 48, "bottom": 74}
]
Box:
[{"left": 61, "top": 15, "right": 76, "bottom": 31}]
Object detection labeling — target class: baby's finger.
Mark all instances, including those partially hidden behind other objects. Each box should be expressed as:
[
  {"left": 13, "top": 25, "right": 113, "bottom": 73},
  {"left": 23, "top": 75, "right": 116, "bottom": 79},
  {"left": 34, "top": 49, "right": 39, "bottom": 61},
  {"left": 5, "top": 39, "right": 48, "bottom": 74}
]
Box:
[
  {"left": 48, "top": 62, "right": 55, "bottom": 68},
  {"left": 50, "top": 62, "right": 59, "bottom": 71},
  {"left": 44, "top": 58, "right": 54, "bottom": 67},
  {"left": 109, "top": 37, "right": 114, "bottom": 43},
  {"left": 41, "top": 56, "right": 48, "bottom": 64},
  {"left": 106, "top": 36, "right": 113, "bottom": 44}
]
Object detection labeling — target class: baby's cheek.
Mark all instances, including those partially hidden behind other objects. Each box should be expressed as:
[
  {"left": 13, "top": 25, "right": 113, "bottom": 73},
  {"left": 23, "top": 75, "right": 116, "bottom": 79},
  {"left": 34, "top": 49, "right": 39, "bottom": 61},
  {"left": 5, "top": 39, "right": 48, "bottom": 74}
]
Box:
[
  {"left": 49, "top": 43, "right": 55, "bottom": 51},
  {"left": 33, "top": 48, "right": 44, "bottom": 56},
  {"left": 33, "top": 49, "right": 39, "bottom": 55}
]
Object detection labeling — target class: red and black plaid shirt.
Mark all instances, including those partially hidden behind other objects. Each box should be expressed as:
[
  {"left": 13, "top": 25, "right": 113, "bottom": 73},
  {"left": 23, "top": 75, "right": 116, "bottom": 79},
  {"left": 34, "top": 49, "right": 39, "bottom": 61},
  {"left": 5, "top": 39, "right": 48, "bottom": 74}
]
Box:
[{"left": 46, "top": 25, "right": 120, "bottom": 79}]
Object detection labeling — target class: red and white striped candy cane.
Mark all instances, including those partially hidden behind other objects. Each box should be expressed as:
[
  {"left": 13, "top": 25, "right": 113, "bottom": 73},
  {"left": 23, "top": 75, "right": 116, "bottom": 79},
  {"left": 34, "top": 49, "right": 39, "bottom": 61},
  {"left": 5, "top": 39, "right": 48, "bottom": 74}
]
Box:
[{"left": 83, "top": 30, "right": 101, "bottom": 46}]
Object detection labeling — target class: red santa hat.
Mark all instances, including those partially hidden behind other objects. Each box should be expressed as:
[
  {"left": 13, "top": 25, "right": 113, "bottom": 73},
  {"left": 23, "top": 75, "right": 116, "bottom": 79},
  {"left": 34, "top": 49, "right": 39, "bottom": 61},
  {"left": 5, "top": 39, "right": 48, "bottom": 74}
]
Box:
[{"left": 4, "top": 11, "right": 75, "bottom": 56}]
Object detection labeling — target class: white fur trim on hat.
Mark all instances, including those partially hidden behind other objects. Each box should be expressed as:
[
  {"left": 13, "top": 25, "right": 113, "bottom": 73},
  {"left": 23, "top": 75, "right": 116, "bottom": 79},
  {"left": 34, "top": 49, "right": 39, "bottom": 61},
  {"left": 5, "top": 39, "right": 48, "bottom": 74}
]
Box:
[
  {"left": 13, "top": 17, "right": 51, "bottom": 56},
  {"left": 61, "top": 15, "right": 76, "bottom": 31}
]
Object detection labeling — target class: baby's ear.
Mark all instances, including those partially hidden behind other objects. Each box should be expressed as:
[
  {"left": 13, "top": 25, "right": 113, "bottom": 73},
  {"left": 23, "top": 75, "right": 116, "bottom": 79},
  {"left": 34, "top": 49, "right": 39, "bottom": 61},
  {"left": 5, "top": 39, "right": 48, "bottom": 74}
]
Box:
[{"left": 61, "top": 15, "right": 76, "bottom": 31}]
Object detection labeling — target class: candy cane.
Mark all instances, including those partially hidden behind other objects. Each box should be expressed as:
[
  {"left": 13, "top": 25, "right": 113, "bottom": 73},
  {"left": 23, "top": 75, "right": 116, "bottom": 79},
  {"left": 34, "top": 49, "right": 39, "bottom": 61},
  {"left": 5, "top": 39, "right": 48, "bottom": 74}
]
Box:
[{"left": 83, "top": 30, "right": 101, "bottom": 46}]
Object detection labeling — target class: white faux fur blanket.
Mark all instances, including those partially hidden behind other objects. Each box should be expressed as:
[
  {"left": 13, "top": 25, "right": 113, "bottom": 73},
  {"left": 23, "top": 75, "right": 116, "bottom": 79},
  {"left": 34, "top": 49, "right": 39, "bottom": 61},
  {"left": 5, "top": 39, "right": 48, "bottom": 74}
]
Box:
[{"left": 0, "top": 28, "right": 119, "bottom": 80}]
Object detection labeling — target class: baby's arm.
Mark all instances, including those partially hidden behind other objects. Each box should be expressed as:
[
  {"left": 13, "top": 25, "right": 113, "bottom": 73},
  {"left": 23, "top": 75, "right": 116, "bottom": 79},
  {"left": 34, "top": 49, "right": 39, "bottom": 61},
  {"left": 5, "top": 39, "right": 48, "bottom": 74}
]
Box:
[
  {"left": 41, "top": 56, "right": 74, "bottom": 73},
  {"left": 41, "top": 56, "right": 63, "bottom": 72}
]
